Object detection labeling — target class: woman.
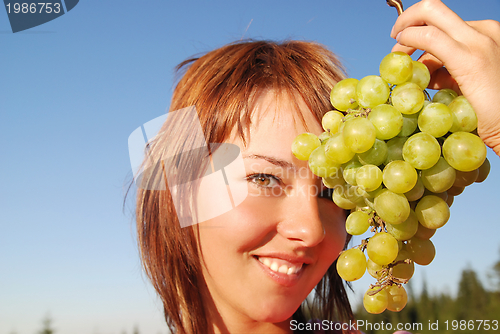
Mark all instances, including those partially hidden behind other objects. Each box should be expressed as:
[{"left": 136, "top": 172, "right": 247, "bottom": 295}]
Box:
[{"left": 135, "top": 1, "right": 500, "bottom": 333}]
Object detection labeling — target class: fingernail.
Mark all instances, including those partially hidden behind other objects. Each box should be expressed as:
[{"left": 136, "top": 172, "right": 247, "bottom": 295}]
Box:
[{"left": 396, "top": 31, "right": 402, "bottom": 42}]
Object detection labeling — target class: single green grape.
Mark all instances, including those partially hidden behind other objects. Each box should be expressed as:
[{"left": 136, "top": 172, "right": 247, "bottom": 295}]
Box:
[
  {"left": 368, "top": 104, "right": 403, "bottom": 140},
  {"left": 446, "top": 185, "right": 465, "bottom": 196},
  {"left": 403, "top": 132, "right": 441, "bottom": 170},
  {"left": 324, "top": 132, "right": 355, "bottom": 164},
  {"left": 322, "top": 173, "right": 345, "bottom": 189},
  {"left": 291, "top": 133, "right": 320, "bottom": 160},
  {"left": 322, "top": 110, "right": 345, "bottom": 134},
  {"left": 308, "top": 146, "right": 340, "bottom": 178},
  {"left": 336, "top": 248, "right": 367, "bottom": 281},
  {"left": 343, "top": 117, "right": 377, "bottom": 153},
  {"left": 367, "top": 258, "right": 384, "bottom": 279},
  {"left": 379, "top": 51, "right": 413, "bottom": 85},
  {"left": 357, "top": 138, "right": 388, "bottom": 166},
  {"left": 418, "top": 102, "right": 453, "bottom": 138},
  {"left": 356, "top": 164, "right": 383, "bottom": 192},
  {"left": 382, "top": 160, "right": 418, "bottom": 194},
  {"left": 443, "top": 132, "right": 487, "bottom": 172},
  {"left": 391, "top": 249, "right": 415, "bottom": 280},
  {"left": 344, "top": 185, "right": 367, "bottom": 206},
  {"left": 432, "top": 88, "right": 458, "bottom": 105},
  {"left": 446, "top": 194, "right": 454, "bottom": 207},
  {"left": 398, "top": 112, "right": 419, "bottom": 137},
  {"left": 391, "top": 82, "right": 425, "bottom": 115},
  {"left": 407, "top": 237, "right": 436, "bottom": 265},
  {"left": 374, "top": 189, "right": 411, "bottom": 225},
  {"left": 415, "top": 195, "right": 450, "bottom": 229},
  {"left": 363, "top": 287, "right": 389, "bottom": 314},
  {"left": 475, "top": 158, "right": 490, "bottom": 183},
  {"left": 448, "top": 96, "right": 478, "bottom": 133},
  {"left": 404, "top": 176, "right": 425, "bottom": 202},
  {"left": 332, "top": 186, "right": 357, "bottom": 210},
  {"left": 330, "top": 78, "right": 359, "bottom": 111},
  {"left": 356, "top": 75, "right": 390, "bottom": 108},
  {"left": 386, "top": 285, "right": 408, "bottom": 312},
  {"left": 453, "top": 169, "right": 479, "bottom": 187},
  {"left": 420, "top": 157, "right": 456, "bottom": 193},
  {"left": 318, "top": 131, "right": 332, "bottom": 143},
  {"left": 385, "top": 136, "right": 408, "bottom": 165},
  {"left": 343, "top": 160, "right": 363, "bottom": 186},
  {"left": 367, "top": 231, "right": 399, "bottom": 266},
  {"left": 414, "top": 222, "right": 436, "bottom": 240},
  {"left": 346, "top": 211, "right": 371, "bottom": 235},
  {"left": 407, "top": 60, "right": 431, "bottom": 90},
  {"left": 338, "top": 113, "right": 355, "bottom": 134},
  {"left": 386, "top": 209, "right": 419, "bottom": 241}
]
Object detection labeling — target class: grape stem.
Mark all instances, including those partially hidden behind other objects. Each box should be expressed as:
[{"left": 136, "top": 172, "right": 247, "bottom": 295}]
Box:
[
  {"left": 424, "top": 89, "right": 432, "bottom": 101},
  {"left": 386, "top": 0, "right": 404, "bottom": 16},
  {"left": 345, "top": 108, "right": 371, "bottom": 117}
]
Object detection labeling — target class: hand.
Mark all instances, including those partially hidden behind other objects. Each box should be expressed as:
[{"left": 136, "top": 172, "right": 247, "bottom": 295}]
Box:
[{"left": 390, "top": 0, "right": 500, "bottom": 156}]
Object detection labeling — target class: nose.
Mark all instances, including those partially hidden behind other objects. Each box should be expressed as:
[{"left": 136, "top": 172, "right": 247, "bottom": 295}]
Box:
[{"left": 277, "top": 183, "right": 326, "bottom": 247}]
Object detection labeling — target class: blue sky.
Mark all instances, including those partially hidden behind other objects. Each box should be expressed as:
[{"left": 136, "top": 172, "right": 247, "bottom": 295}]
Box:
[{"left": 1, "top": 1, "right": 500, "bottom": 333}]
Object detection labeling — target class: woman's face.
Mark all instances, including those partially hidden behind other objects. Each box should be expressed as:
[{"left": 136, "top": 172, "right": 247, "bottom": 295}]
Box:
[{"left": 195, "top": 90, "right": 347, "bottom": 331}]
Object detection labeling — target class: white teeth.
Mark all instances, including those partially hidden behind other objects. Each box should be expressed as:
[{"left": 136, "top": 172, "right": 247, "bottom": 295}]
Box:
[
  {"left": 257, "top": 257, "right": 303, "bottom": 275},
  {"left": 278, "top": 264, "right": 288, "bottom": 274}
]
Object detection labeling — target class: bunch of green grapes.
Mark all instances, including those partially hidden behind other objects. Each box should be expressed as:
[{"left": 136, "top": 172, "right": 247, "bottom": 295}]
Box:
[{"left": 291, "top": 51, "right": 491, "bottom": 314}]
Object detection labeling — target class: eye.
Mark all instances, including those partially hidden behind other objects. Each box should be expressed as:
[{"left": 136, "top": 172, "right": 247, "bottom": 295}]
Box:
[{"left": 246, "top": 173, "right": 281, "bottom": 188}]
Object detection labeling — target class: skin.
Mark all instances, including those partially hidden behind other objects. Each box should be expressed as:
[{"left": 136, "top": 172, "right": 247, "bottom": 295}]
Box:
[
  {"left": 195, "top": 89, "right": 347, "bottom": 334},
  {"left": 391, "top": 0, "right": 500, "bottom": 156}
]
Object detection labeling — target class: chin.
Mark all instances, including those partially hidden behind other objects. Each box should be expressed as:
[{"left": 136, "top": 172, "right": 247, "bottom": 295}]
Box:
[{"left": 250, "top": 300, "right": 301, "bottom": 323}]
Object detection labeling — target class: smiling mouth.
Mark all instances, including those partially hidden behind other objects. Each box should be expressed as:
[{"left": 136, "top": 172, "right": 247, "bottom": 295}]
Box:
[{"left": 254, "top": 256, "right": 304, "bottom": 275}]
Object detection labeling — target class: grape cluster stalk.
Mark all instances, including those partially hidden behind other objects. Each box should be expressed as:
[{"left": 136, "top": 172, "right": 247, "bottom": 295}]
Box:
[{"left": 291, "top": 51, "right": 490, "bottom": 314}]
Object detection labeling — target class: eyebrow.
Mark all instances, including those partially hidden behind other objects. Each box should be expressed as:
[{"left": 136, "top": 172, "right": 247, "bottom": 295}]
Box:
[{"left": 243, "top": 154, "right": 298, "bottom": 171}]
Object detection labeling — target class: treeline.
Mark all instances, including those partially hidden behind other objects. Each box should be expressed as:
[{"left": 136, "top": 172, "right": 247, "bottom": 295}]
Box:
[{"left": 355, "top": 251, "right": 500, "bottom": 334}]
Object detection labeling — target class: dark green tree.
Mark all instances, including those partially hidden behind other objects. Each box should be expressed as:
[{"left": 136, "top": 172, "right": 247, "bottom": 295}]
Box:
[
  {"left": 489, "top": 248, "right": 500, "bottom": 291},
  {"left": 37, "top": 314, "right": 55, "bottom": 334},
  {"left": 455, "top": 267, "right": 489, "bottom": 321}
]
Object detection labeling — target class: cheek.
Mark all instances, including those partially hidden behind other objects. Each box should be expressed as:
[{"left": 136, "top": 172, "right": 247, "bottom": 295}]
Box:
[{"left": 197, "top": 195, "right": 279, "bottom": 262}]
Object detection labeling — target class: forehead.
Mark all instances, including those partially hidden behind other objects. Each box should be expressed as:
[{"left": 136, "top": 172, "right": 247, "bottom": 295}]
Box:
[{"left": 232, "top": 89, "right": 323, "bottom": 155}]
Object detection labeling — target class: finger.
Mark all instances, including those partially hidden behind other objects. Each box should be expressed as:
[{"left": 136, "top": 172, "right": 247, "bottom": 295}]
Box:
[
  {"left": 427, "top": 67, "right": 461, "bottom": 94},
  {"left": 466, "top": 20, "right": 500, "bottom": 44},
  {"left": 391, "top": 0, "right": 476, "bottom": 42},
  {"left": 391, "top": 43, "right": 417, "bottom": 55},
  {"left": 416, "top": 52, "right": 443, "bottom": 75},
  {"left": 395, "top": 25, "right": 467, "bottom": 69}
]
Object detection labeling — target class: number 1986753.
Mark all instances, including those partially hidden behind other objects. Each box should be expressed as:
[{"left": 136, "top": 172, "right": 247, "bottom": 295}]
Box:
[{"left": 5, "top": 3, "right": 61, "bottom": 14}]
